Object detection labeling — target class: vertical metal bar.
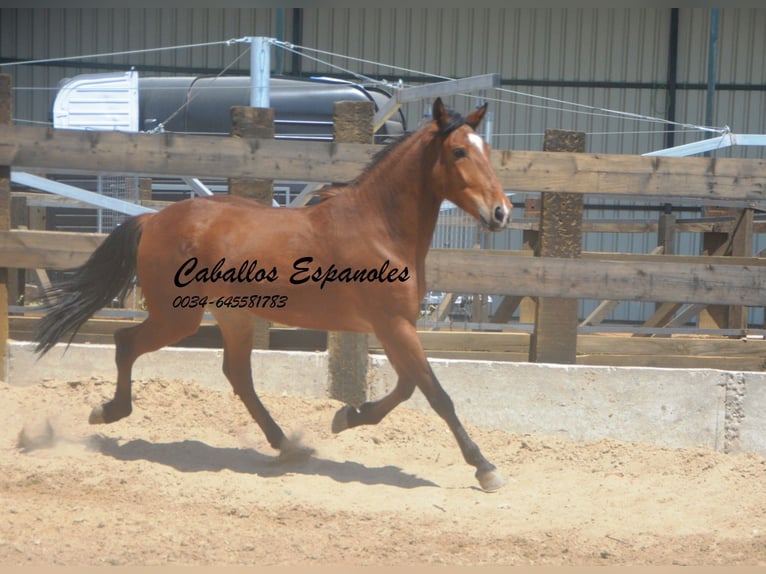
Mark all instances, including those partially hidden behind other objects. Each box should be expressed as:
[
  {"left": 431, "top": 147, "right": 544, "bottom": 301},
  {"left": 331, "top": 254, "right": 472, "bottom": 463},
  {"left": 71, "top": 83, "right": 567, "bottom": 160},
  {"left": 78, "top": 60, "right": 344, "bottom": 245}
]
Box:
[
  {"left": 96, "top": 175, "right": 103, "bottom": 234},
  {"left": 483, "top": 109, "right": 493, "bottom": 149},
  {"left": 275, "top": 9, "right": 285, "bottom": 75},
  {"left": 664, "top": 8, "right": 679, "bottom": 150},
  {"left": 291, "top": 9, "right": 303, "bottom": 77},
  {"left": 249, "top": 36, "right": 271, "bottom": 109},
  {"left": 704, "top": 8, "right": 720, "bottom": 152}
]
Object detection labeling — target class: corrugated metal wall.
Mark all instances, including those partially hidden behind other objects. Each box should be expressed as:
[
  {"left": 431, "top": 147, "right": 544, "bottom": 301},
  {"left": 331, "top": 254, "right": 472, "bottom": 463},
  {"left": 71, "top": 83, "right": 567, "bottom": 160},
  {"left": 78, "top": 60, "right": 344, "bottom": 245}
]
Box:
[
  {"left": 4, "top": 8, "right": 764, "bottom": 155},
  {"left": 2, "top": 8, "right": 764, "bottom": 326},
  {"left": 299, "top": 8, "right": 766, "bottom": 158}
]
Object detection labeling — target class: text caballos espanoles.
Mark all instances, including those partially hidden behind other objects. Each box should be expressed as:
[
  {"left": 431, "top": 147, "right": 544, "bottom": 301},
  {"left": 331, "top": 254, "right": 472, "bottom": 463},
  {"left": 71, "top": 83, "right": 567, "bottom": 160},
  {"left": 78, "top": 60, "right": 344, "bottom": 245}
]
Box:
[{"left": 174, "top": 256, "right": 410, "bottom": 290}]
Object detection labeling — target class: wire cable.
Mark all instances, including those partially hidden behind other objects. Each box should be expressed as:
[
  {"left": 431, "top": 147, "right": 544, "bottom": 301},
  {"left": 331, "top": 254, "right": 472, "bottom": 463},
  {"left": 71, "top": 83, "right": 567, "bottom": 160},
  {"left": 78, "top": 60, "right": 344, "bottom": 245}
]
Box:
[{"left": 0, "top": 38, "right": 243, "bottom": 68}]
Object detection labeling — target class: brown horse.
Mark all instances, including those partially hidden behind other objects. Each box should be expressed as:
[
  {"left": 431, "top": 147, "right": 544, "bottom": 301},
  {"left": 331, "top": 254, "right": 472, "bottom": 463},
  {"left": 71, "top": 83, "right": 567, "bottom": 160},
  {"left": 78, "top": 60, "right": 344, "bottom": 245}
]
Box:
[{"left": 36, "top": 98, "right": 511, "bottom": 491}]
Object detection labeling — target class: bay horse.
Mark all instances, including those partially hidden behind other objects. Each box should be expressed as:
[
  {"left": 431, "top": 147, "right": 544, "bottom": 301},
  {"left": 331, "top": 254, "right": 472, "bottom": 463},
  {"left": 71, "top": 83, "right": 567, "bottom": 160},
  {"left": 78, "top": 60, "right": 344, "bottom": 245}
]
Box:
[{"left": 35, "top": 98, "right": 511, "bottom": 491}]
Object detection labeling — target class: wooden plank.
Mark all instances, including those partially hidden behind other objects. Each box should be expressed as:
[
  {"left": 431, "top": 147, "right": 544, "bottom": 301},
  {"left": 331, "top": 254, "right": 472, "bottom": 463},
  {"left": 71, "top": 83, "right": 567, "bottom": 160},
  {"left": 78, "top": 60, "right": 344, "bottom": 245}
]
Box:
[
  {"left": 1, "top": 232, "right": 764, "bottom": 306},
  {"left": 490, "top": 295, "right": 523, "bottom": 323},
  {"left": 424, "top": 250, "right": 766, "bottom": 307},
  {"left": 581, "top": 246, "right": 665, "bottom": 327},
  {"left": 368, "top": 331, "right": 530, "bottom": 354},
  {"left": 493, "top": 148, "right": 766, "bottom": 201},
  {"left": 529, "top": 129, "right": 586, "bottom": 364},
  {"left": 0, "top": 124, "right": 378, "bottom": 185},
  {"left": 577, "top": 333, "right": 766, "bottom": 358},
  {"left": 10, "top": 314, "right": 765, "bottom": 371},
  {"left": 0, "top": 229, "right": 104, "bottom": 269},
  {"left": 3, "top": 124, "right": 766, "bottom": 201}
]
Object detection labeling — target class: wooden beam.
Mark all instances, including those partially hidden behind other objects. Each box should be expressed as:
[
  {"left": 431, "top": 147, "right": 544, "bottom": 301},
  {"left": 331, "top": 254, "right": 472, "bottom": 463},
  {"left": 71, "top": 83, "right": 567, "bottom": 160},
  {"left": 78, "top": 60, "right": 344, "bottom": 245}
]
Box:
[
  {"left": 424, "top": 249, "right": 766, "bottom": 307},
  {"left": 3, "top": 125, "right": 766, "bottom": 201},
  {"left": 582, "top": 245, "right": 665, "bottom": 327},
  {"left": 0, "top": 229, "right": 104, "bottom": 269},
  {"left": 0, "top": 124, "right": 377, "bottom": 184},
  {"left": 0, "top": 229, "right": 766, "bottom": 272},
  {"left": 1, "top": 230, "right": 764, "bottom": 307},
  {"left": 492, "top": 148, "right": 766, "bottom": 202}
]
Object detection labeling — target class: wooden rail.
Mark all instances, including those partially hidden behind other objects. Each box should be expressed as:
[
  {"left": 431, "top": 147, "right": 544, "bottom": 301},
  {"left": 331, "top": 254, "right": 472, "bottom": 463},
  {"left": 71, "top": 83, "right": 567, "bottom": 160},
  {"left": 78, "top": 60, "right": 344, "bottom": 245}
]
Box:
[
  {"left": 2, "top": 123, "right": 766, "bottom": 201},
  {"left": 1, "top": 229, "right": 762, "bottom": 307}
]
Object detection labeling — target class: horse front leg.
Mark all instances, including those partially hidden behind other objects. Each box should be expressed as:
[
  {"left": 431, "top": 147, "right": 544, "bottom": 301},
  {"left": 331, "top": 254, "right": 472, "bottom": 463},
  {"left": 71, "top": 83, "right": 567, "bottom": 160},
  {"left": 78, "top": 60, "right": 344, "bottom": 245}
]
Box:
[
  {"left": 417, "top": 362, "right": 507, "bottom": 492},
  {"left": 333, "top": 317, "right": 506, "bottom": 492}
]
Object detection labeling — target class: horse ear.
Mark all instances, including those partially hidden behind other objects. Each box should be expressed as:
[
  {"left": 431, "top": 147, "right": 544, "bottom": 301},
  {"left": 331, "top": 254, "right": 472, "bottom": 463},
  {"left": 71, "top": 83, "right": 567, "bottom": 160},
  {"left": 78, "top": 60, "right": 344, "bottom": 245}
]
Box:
[
  {"left": 432, "top": 97, "right": 449, "bottom": 130},
  {"left": 466, "top": 103, "right": 488, "bottom": 130}
]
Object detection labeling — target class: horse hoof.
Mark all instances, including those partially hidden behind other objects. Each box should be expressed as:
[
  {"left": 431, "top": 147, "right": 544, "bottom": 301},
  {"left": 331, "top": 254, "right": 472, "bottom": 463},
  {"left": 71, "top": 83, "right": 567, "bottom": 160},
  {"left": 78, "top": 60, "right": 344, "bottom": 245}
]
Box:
[
  {"left": 88, "top": 406, "right": 106, "bottom": 425},
  {"left": 331, "top": 405, "right": 354, "bottom": 434},
  {"left": 476, "top": 468, "right": 507, "bottom": 492},
  {"left": 277, "top": 433, "right": 315, "bottom": 462}
]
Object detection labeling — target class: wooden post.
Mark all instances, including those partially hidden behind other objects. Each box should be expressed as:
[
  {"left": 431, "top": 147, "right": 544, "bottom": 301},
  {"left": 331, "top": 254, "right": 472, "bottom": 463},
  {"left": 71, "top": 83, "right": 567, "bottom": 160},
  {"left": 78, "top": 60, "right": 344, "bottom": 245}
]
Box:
[
  {"left": 657, "top": 203, "right": 676, "bottom": 255},
  {"left": 0, "top": 74, "right": 11, "bottom": 377},
  {"left": 229, "top": 106, "right": 275, "bottom": 204},
  {"left": 699, "top": 207, "right": 753, "bottom": 330},
  {"left": 327, "top": 100, "right": 374, "bottom": 406},
  {"left": 9, "top": 195, "right": 27, "bottom": 307},
  {"left": 528, "top": 129, "right": 585, "bottom": 364},
  {"left": 646, "top": 203, "right": 678, "bottom": 330},
  {"left": 519, "top": 197, "right": 541, "bottom": 324},
  {"left": 138, "top": 177, "right": 152, "bottom": 204},
  {"left": 228, "top": 106, "right": 274, "bottom": 349}
]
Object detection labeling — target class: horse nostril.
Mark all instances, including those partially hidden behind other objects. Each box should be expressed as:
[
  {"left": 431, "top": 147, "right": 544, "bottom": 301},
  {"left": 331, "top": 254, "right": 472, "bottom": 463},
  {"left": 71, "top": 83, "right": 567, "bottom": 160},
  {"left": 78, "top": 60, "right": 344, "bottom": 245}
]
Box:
[{"left": 494, "top": 205, "right": 507, "bottom": 224}]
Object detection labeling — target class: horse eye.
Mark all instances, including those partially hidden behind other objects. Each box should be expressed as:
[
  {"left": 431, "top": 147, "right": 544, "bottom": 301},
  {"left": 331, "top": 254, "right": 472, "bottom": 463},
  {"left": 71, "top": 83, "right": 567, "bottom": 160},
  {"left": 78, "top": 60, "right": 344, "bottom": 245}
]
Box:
[{"left": 453, "top": 148, "right": 467, "bottom": 159}]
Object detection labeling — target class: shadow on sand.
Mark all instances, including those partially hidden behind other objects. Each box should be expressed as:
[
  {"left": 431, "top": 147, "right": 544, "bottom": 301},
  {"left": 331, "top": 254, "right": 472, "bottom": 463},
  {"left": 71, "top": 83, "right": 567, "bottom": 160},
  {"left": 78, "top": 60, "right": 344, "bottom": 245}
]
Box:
[{"left": 90, "top": 435, "right": 437, "bottom": 490}]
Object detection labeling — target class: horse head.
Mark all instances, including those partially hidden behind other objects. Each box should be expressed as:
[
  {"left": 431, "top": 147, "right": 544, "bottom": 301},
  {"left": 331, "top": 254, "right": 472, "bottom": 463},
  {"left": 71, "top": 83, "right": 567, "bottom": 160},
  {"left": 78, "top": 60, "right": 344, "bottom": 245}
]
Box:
[{"left": 431, "top": 97, "right": 511, "bottom": 231}]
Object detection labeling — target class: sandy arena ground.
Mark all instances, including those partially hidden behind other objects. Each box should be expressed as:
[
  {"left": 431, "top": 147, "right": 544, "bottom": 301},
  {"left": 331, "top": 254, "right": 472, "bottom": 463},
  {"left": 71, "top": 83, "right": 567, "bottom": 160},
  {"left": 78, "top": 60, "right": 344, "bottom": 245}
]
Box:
[{"left": 1, "top": 376, "right": 765, "bottom": 566}]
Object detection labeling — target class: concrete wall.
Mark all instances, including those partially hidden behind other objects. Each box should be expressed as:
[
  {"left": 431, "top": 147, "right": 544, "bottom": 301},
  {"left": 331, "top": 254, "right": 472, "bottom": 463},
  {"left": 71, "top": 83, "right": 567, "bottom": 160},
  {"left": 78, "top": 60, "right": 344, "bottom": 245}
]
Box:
[{"left": 7, "top": 340, "right": 766, "bottom": 456}]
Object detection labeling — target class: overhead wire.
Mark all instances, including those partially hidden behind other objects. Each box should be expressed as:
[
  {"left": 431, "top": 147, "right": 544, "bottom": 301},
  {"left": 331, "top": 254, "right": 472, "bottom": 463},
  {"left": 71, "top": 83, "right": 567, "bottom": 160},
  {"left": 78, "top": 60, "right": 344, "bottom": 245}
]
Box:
[
  {"left": 0, "top": 38, "right": 242, "bottom": 68},
  {"left": 5, "top": 35, "right": 730, "bottom": 139}
]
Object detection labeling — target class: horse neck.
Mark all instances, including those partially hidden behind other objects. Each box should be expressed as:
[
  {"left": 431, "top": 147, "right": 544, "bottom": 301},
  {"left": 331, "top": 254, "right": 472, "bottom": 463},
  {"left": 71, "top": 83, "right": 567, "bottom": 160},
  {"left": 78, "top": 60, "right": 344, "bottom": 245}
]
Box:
[{"left": 349, "top": 128, "right": 443, "bottom": 262}]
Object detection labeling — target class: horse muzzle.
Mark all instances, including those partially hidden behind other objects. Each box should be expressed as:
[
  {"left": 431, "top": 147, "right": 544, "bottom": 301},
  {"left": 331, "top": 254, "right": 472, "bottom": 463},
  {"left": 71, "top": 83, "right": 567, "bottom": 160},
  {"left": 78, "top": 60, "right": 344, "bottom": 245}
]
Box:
[{"left": 480, "top": 202, "right": 511, "bottom": 231}]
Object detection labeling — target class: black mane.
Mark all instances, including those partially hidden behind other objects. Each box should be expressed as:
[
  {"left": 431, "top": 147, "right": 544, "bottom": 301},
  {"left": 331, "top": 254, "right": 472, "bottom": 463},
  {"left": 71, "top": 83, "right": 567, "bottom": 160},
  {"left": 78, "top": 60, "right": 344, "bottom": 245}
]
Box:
[{"left": 315, "top": 108, "right": 468, "bottom": 202}]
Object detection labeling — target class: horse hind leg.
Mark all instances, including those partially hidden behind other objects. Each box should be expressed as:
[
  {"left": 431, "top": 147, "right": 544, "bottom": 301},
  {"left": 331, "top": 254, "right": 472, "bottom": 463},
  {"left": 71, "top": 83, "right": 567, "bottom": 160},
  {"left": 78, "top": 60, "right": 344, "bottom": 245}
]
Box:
[
  {"left": 90, "top": 307, "right": 204, "bottom": 424},
  {"left": 212, "top": 308, "right": 312, "bottom": 459},
  {"left": 331, "top": 376, "right": 415, "bottom": 433}
]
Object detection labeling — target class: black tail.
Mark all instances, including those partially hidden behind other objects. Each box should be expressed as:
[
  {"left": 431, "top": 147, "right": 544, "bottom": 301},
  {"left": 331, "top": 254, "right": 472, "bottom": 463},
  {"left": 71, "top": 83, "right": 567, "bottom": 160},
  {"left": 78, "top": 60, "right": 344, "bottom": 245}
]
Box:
[{"left": 35, "top": 215, "right": 147, "bottom": 356}]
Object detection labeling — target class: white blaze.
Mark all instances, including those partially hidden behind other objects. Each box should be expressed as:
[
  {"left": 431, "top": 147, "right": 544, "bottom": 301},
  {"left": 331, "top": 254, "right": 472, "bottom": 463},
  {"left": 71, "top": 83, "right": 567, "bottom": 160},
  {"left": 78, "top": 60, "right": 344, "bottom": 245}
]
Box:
[{"left": 467, "top": 133, "right": 487, "bottom": 158}]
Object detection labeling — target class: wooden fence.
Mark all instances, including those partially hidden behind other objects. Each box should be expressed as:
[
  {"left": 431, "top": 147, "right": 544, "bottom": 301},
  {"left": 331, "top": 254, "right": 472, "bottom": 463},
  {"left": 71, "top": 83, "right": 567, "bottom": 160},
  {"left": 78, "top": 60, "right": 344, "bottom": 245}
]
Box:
[{"left": 1, "top": 73, "right": 765, "bottom": 382}]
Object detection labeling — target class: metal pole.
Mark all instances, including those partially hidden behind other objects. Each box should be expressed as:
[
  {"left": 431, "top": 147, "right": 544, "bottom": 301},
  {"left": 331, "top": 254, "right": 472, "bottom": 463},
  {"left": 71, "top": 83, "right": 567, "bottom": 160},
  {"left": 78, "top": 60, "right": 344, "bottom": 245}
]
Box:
[
  {"left": 483, "top": 109, "right": 493, "bottom": 149},
  {"left": 664, "top": 8, "right": 679, "bottom": 150},
  {"left": 248, "top": 36, "right": 271, "bottom": 109},
  {"left": 275, "top": 9, "right": 284, "bottom": 75},
  {"left": 704, "top": 8, "right": 719, "bottom": 150}
]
